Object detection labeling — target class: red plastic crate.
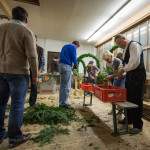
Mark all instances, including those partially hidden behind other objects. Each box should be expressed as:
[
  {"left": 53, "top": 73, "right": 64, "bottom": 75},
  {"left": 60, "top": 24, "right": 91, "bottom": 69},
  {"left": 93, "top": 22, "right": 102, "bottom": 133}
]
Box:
[
  {"left": 94, "top": 85, "right": 126, "bottom": 102},
  {"left": 80, "top": 83, "right": 93, "bottom": 91}
]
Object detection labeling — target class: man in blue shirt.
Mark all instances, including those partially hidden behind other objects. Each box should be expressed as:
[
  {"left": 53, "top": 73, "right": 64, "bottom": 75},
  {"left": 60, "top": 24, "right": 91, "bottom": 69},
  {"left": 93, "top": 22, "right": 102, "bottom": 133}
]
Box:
[
  {"left": 59, "top": 41, "right": 80, "bottom": 109},
  {"left": 29, "top": 35, "right": 45, "bottom": 107}
]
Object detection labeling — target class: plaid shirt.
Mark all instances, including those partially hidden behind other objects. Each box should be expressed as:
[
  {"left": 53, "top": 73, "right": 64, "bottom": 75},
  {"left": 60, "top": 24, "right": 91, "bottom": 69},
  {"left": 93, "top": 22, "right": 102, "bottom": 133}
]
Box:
[
  {"left": 39, "top": 52, "right": 45, "bottom": 71},
  {"left": 87, "top": 65, "right": 100, "bottom": 78}
]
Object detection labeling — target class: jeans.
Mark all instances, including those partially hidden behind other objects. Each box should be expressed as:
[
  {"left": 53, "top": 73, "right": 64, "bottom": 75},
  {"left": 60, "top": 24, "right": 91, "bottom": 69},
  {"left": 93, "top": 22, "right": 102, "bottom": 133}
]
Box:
[
  {"left": 113, "top": 78, "right": 125, "bottom": 88},
  {"left": 0, "top": 73, "right": 29, "bottom": 143},
  {"left": 59, "top": 63, "right": 72, "bottom": 106},
  {"left": 29, "top": 70, "right": 38, "bottom": 106}
]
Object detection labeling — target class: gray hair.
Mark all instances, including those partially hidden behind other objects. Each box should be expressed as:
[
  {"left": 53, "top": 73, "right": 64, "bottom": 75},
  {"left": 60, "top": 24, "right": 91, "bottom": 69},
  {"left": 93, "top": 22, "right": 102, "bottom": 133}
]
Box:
[
  {"left": 102, "top": 50, "right": 113, "bottom": 60},
  {"left": 114, "top": 34, "right": 124, "bottom": 42}
]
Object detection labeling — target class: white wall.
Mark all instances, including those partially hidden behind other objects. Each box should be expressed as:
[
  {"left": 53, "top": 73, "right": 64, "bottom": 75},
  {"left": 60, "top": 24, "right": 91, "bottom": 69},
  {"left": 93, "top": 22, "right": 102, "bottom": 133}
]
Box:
[{"left": 37, "top": 38, "right": 96, "bottom": 74}]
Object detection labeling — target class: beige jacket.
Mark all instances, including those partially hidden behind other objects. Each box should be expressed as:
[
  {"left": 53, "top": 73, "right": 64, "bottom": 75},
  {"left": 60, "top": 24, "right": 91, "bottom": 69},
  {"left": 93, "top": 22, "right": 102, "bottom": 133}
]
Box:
[{"left": 0, "top": 22, "right": 38, "bottom": 78}]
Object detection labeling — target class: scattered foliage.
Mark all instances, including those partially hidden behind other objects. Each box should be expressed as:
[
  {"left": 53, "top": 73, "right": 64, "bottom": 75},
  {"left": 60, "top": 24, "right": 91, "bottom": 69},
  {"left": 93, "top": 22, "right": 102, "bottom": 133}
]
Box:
[{"left": 31, "top": 125, "right": 69, "bottom": 147}]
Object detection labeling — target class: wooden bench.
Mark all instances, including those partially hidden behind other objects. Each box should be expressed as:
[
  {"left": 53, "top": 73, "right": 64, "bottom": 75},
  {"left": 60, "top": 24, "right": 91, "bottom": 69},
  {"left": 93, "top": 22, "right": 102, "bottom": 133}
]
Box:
[{"left": 112, "top": 101, "right": 138, "bottom": 134}]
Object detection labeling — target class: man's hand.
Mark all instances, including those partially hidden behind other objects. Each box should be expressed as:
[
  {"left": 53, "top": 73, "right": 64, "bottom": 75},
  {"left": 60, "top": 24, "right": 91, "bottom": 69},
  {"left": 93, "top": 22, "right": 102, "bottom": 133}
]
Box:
[
  {"left": 32, "top": 77, "right": 38, "bottom": 84},
  {"left": 114, "top": 69, "right": 124, "bottom": 77},
  {"left": 105, "top": 75, "right": 113, "bottom": 80},
  {"left": 38, "top": 68, "right": 42, "bottom": 77},
  {"left": 91, "top": 76, "right": 96, "bottom": 80},
  {"left": 95, "top": 72, "right": 99, "bottom": 77},
  {"left": 73, "top": 65, "right": 77, "bottom": 69}
]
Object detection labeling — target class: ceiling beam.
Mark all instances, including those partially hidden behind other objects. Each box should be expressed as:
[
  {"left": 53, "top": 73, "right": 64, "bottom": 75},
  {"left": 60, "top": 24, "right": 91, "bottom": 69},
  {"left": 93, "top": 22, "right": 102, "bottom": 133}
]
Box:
[{"left": 0, "top": 0, "right": 11, "bottom": 18}]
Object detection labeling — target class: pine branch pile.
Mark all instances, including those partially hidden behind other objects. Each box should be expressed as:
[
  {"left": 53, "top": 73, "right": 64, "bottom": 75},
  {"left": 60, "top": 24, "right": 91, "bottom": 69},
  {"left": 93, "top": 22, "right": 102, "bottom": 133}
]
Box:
[{"left": 23, "top": 103, "right": 80, "bottom": 125}]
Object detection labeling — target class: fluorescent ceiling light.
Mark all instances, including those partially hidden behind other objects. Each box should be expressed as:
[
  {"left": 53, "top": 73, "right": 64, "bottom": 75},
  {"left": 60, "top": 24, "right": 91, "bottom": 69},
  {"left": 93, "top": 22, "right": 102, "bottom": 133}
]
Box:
[{"left": 87, "top": 0, "right": 148, "bottom": 43}]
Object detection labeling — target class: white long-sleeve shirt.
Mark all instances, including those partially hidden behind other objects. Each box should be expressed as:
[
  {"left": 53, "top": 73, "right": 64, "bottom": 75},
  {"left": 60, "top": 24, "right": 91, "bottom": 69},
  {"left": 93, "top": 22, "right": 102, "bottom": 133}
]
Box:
[{"left": 121, "top": 41, "right": 143, "bottom": 72}]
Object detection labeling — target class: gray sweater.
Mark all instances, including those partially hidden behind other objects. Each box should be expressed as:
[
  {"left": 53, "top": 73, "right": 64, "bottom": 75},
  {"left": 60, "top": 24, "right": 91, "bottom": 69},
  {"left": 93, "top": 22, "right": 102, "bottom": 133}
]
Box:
[
  {"left": 0, "top": 22, "right": 38, "bottom": 78},
  {"left": 106, "top": 57, "right": 121, "bottom": 72}
]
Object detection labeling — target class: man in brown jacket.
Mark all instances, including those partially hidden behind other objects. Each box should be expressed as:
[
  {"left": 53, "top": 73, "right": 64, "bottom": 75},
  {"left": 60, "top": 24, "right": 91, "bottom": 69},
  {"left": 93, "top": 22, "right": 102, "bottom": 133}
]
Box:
[{"left": 0, "top": 6, "right": 38, "bottom": 148}]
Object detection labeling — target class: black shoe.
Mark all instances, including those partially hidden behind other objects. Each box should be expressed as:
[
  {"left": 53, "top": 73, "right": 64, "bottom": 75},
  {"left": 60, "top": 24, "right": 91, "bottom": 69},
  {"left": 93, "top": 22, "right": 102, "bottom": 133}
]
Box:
[
  {"left": 30, "top": 104, "right": 37, "bottom": 108},
  {"left": 59, "top": 105, "right": 74, "bottom": 110},
  {"left": 118, "top": 119, "right": 132, "bottom": 125},
  {"left": 9, "top": 133, "right": 31, "bottom": 149},
  {"left": 0, "top": 132, "right": 8, "bottom": 144},
  {"left": 129, "top": 128, "right": 142, "bottom": 134}
]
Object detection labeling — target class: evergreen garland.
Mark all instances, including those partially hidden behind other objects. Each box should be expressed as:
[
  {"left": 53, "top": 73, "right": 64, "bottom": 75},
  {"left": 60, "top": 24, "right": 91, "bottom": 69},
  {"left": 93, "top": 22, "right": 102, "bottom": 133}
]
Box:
[
  {"left": 109, "top": 44, "right": 119, "bottom": 53},
  {"left": 77, "top": 53, "right": 100, "bottom": 75}
]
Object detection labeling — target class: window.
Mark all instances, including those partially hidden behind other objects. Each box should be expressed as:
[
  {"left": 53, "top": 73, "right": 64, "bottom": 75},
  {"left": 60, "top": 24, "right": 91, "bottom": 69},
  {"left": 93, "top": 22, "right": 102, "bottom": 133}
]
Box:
[
  {"left": 122, "top": 33, "right": 126, "bottom": 38},
  {"left": 143, "top": 50, "right": 146, "bottom": 68},
  {"left": 147, "top": 49, "right": 150, "bottom": 72},
  {"left": 133, "top": 26, "right": 139, "bottom": 42},
  {"left": 140, "top": 22, "right": 147, "bottom": 47},
  {"left": 104, "top": 43, "right": 107, "bottom": 51},
  {"left": 148, "top": 20, "right": 150, "bottom": 46},
  {"left": 96, "top": 48, "right": 99, "bottom": 58},
  {"left": 107, "top": 41, "right": 110, "bottom": 50},
  {"left": 127, "top": 30, "right": 132, "bottom": 40}
]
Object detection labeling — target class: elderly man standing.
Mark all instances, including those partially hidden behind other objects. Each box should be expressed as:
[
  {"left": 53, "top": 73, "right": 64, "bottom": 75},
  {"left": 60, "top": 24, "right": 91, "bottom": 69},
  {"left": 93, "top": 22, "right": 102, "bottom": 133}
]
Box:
[
  {"left": 114, "top": 34, "right": 146, "bottom": 134},
  {"left": 59, "top": 41, "right": 80, "bottom": 109},
  {"left": 0, "top": 6, "right": 38, "bottom": 148}
]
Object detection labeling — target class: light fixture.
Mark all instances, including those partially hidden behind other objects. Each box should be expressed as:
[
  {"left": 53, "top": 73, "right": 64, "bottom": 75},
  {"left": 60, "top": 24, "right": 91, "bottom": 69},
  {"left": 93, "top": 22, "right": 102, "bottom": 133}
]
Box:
[
  {"left": 87, "top": 0, "right": 132, "bottom": 42},
  {"left": 87, "top": 0, "right": 149, "bottom": 43}
]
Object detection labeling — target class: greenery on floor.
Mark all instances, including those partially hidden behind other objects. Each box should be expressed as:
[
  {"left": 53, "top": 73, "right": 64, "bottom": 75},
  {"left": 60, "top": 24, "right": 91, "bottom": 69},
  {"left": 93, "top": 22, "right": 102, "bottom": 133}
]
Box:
[
  {"left": 31, "top": 125, "right": 69, "bottom": 147},
  {"left": 23, "top": 103, "right": 81, "bottom": 125}
]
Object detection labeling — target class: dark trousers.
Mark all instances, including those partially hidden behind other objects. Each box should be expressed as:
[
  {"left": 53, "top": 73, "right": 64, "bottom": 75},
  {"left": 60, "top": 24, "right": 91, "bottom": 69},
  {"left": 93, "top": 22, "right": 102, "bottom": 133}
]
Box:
[
  {"left": 29, "top": 71, "right": 38, "bottom": 106},
  {"left": 126, "top": 69, "right": 146, "bottom": 129},
  {"left": 88, "top": 77, "right": 97, "bottom": 84}
]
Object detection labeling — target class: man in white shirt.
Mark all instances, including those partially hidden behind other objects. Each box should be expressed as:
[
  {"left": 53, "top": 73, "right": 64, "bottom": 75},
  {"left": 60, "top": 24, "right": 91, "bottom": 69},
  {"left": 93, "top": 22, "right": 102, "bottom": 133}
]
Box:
[{"left": 114, "top": 34, "right": 146, "bottom": 134}]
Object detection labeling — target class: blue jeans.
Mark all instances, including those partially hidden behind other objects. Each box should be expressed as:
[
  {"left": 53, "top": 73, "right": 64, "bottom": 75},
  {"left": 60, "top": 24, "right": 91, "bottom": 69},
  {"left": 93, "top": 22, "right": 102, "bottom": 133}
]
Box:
[
  {"left": 113, "top": 78, "right": 125, "bottom": 88},
  {"left": 29, "top": 70, "right": 38, "bottom": 106},
  {"left": 0, "top": 73, "right": 29, "bottom": 143},
  {"left": 59, "top": 63, "right": 72, "bottom": 106}
]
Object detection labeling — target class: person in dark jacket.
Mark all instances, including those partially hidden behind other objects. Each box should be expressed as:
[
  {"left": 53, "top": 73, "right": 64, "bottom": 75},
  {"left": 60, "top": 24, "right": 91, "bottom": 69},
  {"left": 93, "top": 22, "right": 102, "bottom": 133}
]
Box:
[
  {"left": 51, "top": 56, "right": 59, "bottom": 74},
  {"left": 114, "top": 34, "right": 146, "bottom": 134},
  {"left": 29, "top": 35, "right": 45, "bottom": 107}
]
